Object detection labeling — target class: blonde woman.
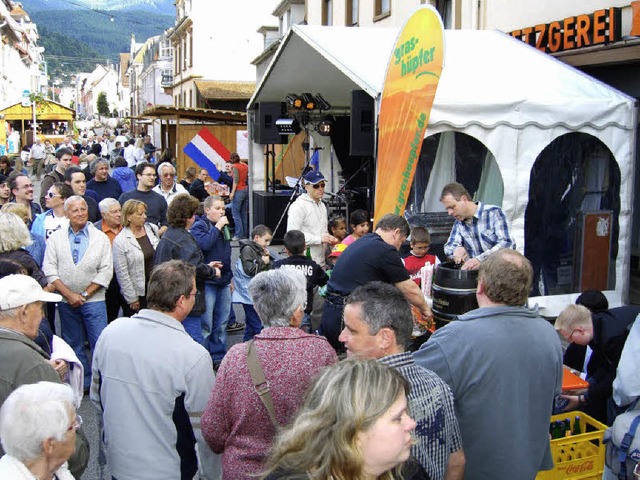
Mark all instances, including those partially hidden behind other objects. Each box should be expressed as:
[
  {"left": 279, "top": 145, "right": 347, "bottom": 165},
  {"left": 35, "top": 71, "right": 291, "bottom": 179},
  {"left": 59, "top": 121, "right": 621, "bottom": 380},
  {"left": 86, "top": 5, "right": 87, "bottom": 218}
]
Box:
[
  {"left": 262, "top": 359, "right": 419, "bottom": 480},
  {"left": 112, "top": 199, "right": 159, "bottom": 315},
  {"left": 133, "top": 138, "right": 146, "bottom": 165}
]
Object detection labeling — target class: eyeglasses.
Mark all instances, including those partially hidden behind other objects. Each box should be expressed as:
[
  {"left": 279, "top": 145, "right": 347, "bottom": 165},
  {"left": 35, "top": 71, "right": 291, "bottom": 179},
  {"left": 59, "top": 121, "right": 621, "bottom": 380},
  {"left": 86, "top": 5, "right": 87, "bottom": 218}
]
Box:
[
  {"left": 19, "top": 183, "right": 34, "bottom": 190},
  {"left": 312, "top": 182, "right": 326, "bottom": 189},
  {"left": 565, "top": 328, "right": 581, "bottom": 342},
  {"left": 141, "top": 173, "right": 157, "bottom": 177},
  {"left": 46, "top": 191, "right": 61, "bottom": 198},
  {"left": 67, "top": 414, "right": 83, "bottom": 431},
  {"left": 189, "top": 291, "right": 200, "bottom": 298},
  {"left": 161, "top": 173, "right": 175, "bottom": 178}
]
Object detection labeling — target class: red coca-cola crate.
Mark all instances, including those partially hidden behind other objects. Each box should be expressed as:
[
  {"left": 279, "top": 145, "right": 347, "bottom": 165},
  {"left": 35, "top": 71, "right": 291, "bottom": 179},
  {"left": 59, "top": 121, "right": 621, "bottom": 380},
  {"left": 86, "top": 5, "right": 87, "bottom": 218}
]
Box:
[{"left": 536, "top": 411, "right": 606, "bottom": 480}]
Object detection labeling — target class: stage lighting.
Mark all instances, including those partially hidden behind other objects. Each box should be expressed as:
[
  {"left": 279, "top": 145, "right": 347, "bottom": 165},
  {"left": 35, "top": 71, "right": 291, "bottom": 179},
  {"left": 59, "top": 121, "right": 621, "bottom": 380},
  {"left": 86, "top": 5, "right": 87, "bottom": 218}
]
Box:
[
  {"left": 301, "top": 93, "right": 316, "bottom": 110},
  {"left": 317, "top": 116, "right": 334, "bottom": 136},
  {"left": 286, "top": 94, "right": 303, "bottom": 109},
  {"left": 315, "top": 93, "right": 331, "bottom": 111},
  {"left": 276, "top": 117, "right": 301, "bottom": 135}
]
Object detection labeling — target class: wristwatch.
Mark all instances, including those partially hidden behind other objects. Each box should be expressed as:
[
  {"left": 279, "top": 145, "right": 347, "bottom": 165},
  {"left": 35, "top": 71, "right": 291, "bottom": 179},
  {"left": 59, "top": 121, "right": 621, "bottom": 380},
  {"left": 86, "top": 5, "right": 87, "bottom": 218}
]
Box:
[{"left": 81, "top": 291, "right": 89, "bottom": 299}]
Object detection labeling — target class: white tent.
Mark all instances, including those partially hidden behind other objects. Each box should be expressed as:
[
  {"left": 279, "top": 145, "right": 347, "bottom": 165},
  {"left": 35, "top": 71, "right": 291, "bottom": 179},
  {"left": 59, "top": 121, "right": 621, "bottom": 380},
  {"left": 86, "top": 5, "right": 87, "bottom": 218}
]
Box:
[{"left": 248, "top": 25, "right": 637, "bottom": 315}]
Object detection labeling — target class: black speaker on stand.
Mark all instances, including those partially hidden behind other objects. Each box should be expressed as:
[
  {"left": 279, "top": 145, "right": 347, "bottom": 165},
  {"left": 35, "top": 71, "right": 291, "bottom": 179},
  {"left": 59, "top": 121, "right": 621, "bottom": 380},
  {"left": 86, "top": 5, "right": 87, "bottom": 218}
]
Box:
[
  {"left": 254, "top": 102, "right": 287, "bottom": 145},
  {"left": 350, "top": 90, "right": 374, "bottom": 156},
  {"left": 253, "top": 191, "right": 295, "bottom": 242}
]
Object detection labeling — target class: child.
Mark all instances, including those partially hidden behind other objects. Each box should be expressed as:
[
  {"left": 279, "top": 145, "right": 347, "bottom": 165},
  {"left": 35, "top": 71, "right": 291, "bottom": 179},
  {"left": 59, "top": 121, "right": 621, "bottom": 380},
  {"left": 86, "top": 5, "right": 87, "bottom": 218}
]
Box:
[
  {"left": 232, "top": 224, "right": 273, "bottom": 341},
  {"left": 273, "top": 230, "right": 328, "bottom": 333},
  {"left": 402, "top": 226, "right": 440, "bottom": 288},
  {"left": 343, "top": 209, "right": 370, "bottom": 246},
  {"left": 326, "top": 216, "right": 346, "bottom": 265}
]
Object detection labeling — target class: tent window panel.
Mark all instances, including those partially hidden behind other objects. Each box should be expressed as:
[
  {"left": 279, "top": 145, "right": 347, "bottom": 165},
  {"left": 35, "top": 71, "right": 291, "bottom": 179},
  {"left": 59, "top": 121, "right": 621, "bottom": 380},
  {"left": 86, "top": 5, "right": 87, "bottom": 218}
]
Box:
[
  {"left": 322, "top": 0, "right": 333, "bottom": 25},
  {"left": 525, "top": 133, "right": 620, "bottom": 297}
]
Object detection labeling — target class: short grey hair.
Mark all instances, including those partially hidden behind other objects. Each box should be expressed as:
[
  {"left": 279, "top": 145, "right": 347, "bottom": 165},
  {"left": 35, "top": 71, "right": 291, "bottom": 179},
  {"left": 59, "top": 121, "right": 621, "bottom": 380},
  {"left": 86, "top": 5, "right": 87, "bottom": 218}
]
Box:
[
  {"left": 249, "top": 267, "right": 306, "bottom": 327},
  {"left": 64, "top": 195, "right": 87, "bottom": 212},
  {"left": 98, "top": 197, "right": 120, "bottom": 214},
  {"left": 0, "top": 381, "right": 75, "bottom": 463},
  {"left": 157, "top": 162, "right": 175, "bottom": 176},
  {"left": 555, "top": 304, "right": 592, "bottom": 332},
  {"left": 375, "top": 214, "right": 410, "bottom": 238},
  {"left": 345, "top": 282, "right": 414, "bottom": 349},
  {"left": 203, "top": 195, "right": 223, "bottom": 209},
  {"left": 0, "top": 212, "right": 33, "bottom": 252},
  {"left": 90, "top": 157, "right": 110, "bottom": 174}
]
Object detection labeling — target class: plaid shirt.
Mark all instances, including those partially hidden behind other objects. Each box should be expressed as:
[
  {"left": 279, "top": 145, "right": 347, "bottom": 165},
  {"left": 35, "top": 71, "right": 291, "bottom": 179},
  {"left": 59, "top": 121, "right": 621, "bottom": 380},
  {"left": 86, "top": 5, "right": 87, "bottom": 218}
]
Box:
[
  {"left": 444, "top": 202, "right": 515, "bottom": 261},
  {"left": 379, "top": 352, "right": 463, "bottom": 480}
]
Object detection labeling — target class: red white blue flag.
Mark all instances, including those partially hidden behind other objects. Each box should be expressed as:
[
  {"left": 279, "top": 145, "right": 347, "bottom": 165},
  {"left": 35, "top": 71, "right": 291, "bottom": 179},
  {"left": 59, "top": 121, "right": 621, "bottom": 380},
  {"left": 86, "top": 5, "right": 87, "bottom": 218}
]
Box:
[{"left": 183, "top": 128, "right": 231, "bottom": 180}]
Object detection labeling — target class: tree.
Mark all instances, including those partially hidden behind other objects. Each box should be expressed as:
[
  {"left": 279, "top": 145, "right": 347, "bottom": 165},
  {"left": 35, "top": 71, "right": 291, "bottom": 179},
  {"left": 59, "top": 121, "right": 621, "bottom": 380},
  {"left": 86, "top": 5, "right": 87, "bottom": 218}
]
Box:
[{"left": 96, "top": 92, "right": 110, "bottom": 117}]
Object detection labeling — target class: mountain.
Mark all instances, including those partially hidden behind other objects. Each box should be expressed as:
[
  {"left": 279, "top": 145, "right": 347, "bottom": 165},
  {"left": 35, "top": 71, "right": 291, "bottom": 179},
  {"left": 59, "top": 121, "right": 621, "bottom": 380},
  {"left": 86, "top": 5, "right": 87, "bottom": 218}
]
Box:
[
  {"left": 30, "top": 9, "right": 173, "bottom": 75},
  {"left": 18, "top": 0, "right": 175, "bottom": 15}
]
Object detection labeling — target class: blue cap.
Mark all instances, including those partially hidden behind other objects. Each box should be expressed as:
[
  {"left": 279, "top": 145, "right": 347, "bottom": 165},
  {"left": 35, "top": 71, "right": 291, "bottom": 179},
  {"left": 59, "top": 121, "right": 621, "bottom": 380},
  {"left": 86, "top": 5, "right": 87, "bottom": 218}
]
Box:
[{"left": 304, "top": 170, "right": 325, "bottom": 185}]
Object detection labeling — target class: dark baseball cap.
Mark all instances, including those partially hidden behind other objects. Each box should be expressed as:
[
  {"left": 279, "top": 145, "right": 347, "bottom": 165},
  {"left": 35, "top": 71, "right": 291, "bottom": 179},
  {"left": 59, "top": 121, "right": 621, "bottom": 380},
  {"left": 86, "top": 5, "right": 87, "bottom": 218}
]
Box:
[{"left": 304, "top": 170, "right": 325, "bottom": 185}]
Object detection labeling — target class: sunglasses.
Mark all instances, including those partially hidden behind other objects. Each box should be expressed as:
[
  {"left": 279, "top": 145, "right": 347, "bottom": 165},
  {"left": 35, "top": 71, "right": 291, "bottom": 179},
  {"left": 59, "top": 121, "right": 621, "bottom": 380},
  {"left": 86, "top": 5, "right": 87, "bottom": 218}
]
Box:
[
  {"left": 311, "top": 182, "right": 326, "bottom": 189},
  {"left": 46, "top": 191, "right": 61, "bottom": 199}
]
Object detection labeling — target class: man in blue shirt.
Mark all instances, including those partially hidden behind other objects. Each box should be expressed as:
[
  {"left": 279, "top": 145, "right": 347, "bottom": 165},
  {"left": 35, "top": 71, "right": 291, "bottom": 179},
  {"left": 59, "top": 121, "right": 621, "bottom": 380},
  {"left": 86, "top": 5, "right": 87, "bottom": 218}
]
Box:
[{"left": 440, "top": 182, "right": 515, "bottom": 270}]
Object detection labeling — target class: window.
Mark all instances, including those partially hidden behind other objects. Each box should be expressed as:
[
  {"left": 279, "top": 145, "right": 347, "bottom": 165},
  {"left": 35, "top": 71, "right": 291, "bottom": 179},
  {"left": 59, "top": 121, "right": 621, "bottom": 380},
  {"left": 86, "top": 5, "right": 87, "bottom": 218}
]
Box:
[
  {"left": 346, "top": 0, "right": 358, "bottom": 26},
  {"left": 374, "top": 0, "right": 390, "bottom": 20},
  {"left": 160, "top": 40, "right": 171, "bottom": 59},
  {"left": 189, "top": 30, "right": 193, "bottom": 67},
  {"left": 436, "top": 0, "right": 452, "bottom": 28},
  {"left": 322, "top": 0, "right": 333, "bottom": 26}
]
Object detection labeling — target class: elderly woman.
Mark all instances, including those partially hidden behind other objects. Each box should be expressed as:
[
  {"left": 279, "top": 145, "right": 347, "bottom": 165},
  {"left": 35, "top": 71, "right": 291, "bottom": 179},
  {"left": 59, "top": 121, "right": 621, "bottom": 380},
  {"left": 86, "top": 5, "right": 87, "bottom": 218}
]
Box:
[
  {"left": 262, "top": 359, "right": 417, "bottom": 480},
  {"left": 0, "top": 381, "right": 79, "bottom": 479},
  {"left": 201, "top": 267, "right": 337, "bottom": 480},
  {"left": 113, "top": 199, "right": 160, "bottom": 315},
  {"left": 0, "top": 211, "right": 48, "bottom": 286},
  {"left": 154, "top": 193, "right": 219, "bottom": 343}
]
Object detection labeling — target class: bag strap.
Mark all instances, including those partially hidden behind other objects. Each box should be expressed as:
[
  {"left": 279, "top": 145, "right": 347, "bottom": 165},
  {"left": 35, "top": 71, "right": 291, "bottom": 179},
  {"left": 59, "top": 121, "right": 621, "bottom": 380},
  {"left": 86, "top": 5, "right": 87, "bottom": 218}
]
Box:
[
  {"left": 617, "top": 414, "right": 640, "bottom": 480},
  {"left": 246, "top": 340, "right": 280, "bottom": 427}
]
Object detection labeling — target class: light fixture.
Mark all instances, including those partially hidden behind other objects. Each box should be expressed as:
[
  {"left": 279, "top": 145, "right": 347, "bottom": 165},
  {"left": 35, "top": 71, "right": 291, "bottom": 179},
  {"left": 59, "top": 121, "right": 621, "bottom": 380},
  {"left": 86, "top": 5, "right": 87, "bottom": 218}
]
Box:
[
  {"left": 315, "top": 93, "right": 331, "bottom": 111},
  {"left": 301, "top": 93, "right": 316, "bottom": 111},
  {"left": 276, "top": 117, "right": 301, "bottom": 135},
  {"left": 286, "top": 94, "right": 302, "bottom": 109},
  {"left": 317, "top": 116, "right": 333, "bottom": 136}
]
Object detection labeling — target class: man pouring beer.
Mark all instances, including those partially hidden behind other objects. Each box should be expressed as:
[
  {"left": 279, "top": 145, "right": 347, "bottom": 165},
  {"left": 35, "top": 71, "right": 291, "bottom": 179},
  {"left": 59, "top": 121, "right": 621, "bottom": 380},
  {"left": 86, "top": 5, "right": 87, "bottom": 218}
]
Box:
[{"left": 440, "top": 183, "right": 515, "bottom": 270}]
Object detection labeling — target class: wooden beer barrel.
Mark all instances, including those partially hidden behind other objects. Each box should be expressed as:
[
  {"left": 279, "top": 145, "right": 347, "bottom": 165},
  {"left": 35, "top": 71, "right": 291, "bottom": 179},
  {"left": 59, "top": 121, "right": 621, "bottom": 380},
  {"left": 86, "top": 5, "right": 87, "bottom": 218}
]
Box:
[{"left": 432, "top": 261, "right": 478, "bottom": 327}]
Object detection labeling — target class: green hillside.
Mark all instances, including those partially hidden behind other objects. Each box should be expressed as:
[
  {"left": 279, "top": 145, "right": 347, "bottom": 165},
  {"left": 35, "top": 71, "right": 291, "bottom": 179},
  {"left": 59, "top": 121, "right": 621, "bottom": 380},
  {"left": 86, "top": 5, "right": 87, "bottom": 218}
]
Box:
[
  {"left": 32, "top": 9, "right": 173, "bottom": 76},
  {"left": 38, "top": 26, "right": 107, "bottom": 80}
]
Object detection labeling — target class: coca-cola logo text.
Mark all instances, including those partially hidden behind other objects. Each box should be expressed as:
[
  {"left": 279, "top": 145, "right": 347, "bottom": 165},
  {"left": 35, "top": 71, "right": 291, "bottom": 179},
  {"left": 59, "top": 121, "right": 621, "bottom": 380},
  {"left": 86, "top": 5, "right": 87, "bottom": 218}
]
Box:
[{"left": 563, "top": 460, "right": 594, "bottom": 475}]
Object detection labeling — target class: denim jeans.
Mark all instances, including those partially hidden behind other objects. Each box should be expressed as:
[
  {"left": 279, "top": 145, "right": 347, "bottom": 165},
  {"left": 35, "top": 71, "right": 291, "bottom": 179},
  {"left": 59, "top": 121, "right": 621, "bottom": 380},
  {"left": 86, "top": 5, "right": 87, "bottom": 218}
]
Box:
[
  {"left": 59, "top": 301, "right": 108, "bottom": 388},
  {"left": 182, "top": 315, "right": 204, "bottom": 345},
  {"left": 242, "top": 303, "right": 263, "bottom": 341},
  {"left": 203, "top": 283, "right": 231, "bottom": 362},
  {"left": 231, "top": 189, "right": 249, "bottom": 238}
]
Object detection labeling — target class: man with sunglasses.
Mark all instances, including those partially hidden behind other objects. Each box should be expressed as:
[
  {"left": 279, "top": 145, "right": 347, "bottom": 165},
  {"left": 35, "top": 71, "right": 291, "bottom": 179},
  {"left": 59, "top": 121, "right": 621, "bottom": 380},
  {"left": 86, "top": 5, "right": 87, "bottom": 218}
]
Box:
[{"left": 287, "top": 170, "right": 338, "bottom": 267}]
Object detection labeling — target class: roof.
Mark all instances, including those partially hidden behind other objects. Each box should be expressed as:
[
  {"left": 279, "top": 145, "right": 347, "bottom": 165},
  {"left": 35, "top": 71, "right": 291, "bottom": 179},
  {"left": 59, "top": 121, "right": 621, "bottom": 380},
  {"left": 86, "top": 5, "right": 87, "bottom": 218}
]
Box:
[
  {"left": 138, "top": 105, "right": 247, "bottom": 123},
  {"left": 194, "top": 80, "right": 256, "bottom": 100},
  {"left": 250, "top": 25, "right": 636, "bottom": 131},
  {"left": 0, "top": 99, "right": 75, "bottom": 121},
  {"left": 119, "top": 53, "right": 131, "bottom": 87}
]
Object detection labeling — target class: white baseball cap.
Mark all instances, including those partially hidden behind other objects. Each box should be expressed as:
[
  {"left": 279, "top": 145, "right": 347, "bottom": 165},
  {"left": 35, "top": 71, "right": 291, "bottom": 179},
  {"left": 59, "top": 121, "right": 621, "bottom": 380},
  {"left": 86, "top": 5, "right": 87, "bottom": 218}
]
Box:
[{"left": 0, "top": 275, "right": 62, "bottom": 310}]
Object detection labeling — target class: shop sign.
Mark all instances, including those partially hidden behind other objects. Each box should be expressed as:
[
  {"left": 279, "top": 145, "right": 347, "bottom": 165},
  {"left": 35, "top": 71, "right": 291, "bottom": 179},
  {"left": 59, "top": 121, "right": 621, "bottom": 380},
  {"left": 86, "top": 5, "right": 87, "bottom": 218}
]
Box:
[{"left": 509, "top": 7, "right": 621, "bottom": 53}]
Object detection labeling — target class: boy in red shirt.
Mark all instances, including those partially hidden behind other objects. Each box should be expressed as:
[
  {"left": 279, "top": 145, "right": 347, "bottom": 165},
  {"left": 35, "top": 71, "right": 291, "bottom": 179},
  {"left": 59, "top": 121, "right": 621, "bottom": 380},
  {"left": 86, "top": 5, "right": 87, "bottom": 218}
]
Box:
[{"left": 402, "top": 226, "right": 440, "bottom": 288}]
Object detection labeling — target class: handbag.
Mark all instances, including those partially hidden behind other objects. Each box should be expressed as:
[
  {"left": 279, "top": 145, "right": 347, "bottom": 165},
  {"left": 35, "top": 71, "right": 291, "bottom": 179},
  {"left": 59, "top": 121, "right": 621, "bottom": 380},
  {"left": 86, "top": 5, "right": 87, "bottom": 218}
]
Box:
[
  {"left": 189, "top": 280, "right": 206, "bottom": 317},
  {"left": 246, "top": 339, "right": 280, "bottom": 427}
]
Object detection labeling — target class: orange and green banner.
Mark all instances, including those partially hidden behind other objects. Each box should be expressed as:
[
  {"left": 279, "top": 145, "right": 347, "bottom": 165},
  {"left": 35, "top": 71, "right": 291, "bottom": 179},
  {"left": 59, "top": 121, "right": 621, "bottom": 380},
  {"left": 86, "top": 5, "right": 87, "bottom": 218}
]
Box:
[{"left": 374, "top": 5, "right": 444, "bottom": 222}]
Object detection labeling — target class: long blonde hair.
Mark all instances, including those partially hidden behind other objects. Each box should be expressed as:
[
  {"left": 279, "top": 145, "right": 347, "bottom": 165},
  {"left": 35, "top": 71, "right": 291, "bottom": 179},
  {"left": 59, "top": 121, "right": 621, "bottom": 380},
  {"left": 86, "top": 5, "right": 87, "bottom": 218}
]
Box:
[{"left": 262, "top": 359, "right": 409, "bottom": 480}]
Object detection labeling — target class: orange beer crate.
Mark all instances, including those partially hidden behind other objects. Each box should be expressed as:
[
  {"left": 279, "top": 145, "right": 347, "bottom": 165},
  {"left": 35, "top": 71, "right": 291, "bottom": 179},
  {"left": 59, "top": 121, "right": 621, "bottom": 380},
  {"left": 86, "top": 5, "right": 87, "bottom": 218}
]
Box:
[{"left": 536, "top": 411, "right": 607, "bottom": 480}]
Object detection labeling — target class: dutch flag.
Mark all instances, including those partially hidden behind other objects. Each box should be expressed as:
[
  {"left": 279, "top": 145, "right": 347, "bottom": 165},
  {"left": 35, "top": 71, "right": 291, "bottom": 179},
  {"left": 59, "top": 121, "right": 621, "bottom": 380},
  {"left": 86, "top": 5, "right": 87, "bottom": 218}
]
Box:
[{"left": 183, "top": 128, "right": 231, "bottom": 180}]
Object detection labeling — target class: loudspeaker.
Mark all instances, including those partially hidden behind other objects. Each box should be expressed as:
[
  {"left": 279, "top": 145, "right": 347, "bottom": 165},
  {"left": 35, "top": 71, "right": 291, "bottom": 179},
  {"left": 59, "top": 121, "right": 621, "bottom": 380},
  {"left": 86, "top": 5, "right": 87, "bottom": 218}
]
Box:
[
  {"left": 255, "top": 102, "right": 286, "bottom": 144},
  {"left": 253, "top": 191, "right": 294, "bottom": 241},
  {"left": 350, "top": 90, "right": 374, "bottom": 156}
]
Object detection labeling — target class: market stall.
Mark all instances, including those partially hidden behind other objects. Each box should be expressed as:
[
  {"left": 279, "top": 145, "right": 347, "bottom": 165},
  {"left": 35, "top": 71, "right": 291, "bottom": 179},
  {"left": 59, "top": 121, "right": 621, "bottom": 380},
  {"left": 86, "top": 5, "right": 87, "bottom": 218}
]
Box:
[{"left": 248, "top": 26, "right": 637, "bottom": 315}]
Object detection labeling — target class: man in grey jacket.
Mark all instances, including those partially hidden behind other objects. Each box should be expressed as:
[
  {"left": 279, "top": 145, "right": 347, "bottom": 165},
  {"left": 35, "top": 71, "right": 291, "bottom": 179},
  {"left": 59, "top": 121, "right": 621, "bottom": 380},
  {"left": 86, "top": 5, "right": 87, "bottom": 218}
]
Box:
[
  {"left": 43, "top": 195, "right": 112, "bottom": 390},
  {"left": 91, "top": 260, "right": 220, "bottom": 480},
  {"left": 414, "top": 249, "right": 563, "bottom": 480}
]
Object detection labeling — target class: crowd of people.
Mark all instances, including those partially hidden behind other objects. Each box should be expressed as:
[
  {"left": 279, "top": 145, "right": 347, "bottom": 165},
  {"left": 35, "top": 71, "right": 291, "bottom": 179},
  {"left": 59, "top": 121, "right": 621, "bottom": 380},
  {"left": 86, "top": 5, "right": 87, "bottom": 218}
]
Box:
[{"left": 0, "top": 135, "right": 638, "bottom": 480}]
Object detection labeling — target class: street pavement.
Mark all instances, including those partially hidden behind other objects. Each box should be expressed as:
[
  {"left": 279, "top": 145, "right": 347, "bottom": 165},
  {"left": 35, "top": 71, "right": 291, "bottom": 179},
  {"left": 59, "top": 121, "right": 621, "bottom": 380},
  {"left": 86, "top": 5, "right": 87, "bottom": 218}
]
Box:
[{"left": 31, "top": 173, "right": 270, "bottom": 479}]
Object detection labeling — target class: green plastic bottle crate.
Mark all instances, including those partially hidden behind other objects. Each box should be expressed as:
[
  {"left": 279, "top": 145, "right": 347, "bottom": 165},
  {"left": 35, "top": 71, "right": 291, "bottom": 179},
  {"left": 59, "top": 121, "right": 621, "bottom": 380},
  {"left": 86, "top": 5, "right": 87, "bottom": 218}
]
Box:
[{"left": 536, "top": 411, "right": 607, "bottom": 480}]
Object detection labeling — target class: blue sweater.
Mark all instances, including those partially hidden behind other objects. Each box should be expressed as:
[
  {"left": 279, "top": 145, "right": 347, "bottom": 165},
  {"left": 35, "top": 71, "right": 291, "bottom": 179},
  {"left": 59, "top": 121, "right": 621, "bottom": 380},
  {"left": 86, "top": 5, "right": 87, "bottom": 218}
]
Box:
[
  {"left": 190, "top": 215, "right": 232, "bottom": 286},
  {"left": 87, "top": 176, "right": 123, "bottom": 203}
]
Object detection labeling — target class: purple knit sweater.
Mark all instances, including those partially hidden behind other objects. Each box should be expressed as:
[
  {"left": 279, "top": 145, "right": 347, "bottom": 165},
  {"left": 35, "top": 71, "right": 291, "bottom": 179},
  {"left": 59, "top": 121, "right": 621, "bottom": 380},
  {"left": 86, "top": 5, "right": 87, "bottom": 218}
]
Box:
[{"left": 201, "top": 327, "right": 337, "bottom": 480}]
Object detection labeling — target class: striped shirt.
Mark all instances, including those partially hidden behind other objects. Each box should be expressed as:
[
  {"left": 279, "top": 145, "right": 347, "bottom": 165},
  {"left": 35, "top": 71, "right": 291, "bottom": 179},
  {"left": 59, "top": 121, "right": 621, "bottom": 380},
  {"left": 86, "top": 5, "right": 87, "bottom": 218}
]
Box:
[
  {"left": 444, "top": 202, "right": 515, "bottom": 261},
  {"left": 379, "top": 352, "right": 463, "bottom": 480}
]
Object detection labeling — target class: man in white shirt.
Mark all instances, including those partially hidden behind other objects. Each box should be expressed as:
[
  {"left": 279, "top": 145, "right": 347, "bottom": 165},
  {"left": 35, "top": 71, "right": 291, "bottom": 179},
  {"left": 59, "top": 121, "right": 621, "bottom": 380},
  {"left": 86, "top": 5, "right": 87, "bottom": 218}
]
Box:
[
  {"left": 153, "top": 162, "right": 187, "bottom": 205},
  {"left": 123, "top": 139, "right": 136, "bottom": 168},
  {"left": 29, "top": 138, "right": 46, "bottom": 181}
]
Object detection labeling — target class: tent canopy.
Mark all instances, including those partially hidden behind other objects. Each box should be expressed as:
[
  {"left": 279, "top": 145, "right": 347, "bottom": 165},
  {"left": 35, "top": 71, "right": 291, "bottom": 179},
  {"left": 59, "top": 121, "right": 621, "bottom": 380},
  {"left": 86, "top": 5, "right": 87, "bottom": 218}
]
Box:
[{"left": 250, "top": 25, "right": 635, "bottom": 131}]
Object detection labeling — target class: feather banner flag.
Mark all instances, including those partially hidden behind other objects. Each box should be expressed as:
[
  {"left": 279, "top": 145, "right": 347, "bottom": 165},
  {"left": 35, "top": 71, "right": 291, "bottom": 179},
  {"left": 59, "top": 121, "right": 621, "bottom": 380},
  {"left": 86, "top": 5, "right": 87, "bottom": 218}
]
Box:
[
  {"left": 374, "top": 6, "right": 444, "bottom": 223},
  {"left": 183, "top": 128, "right": 231, "bottom": 181}
]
